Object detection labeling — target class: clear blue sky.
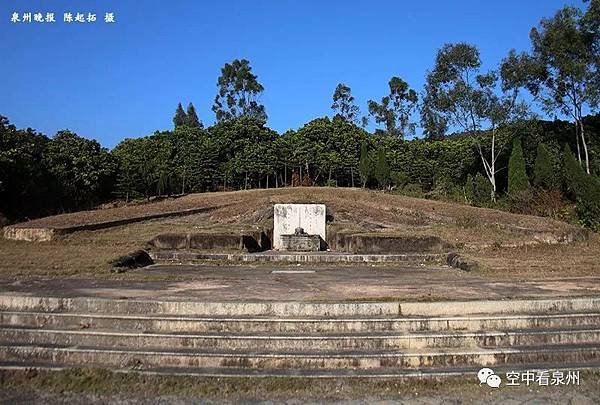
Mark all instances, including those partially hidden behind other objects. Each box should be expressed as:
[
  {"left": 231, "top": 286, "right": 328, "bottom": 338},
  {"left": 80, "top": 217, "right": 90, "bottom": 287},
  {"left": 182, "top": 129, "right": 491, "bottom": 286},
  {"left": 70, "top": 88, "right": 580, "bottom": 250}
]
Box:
[{"left": 0, "top": 0, "right": 587, "bottom": 148}]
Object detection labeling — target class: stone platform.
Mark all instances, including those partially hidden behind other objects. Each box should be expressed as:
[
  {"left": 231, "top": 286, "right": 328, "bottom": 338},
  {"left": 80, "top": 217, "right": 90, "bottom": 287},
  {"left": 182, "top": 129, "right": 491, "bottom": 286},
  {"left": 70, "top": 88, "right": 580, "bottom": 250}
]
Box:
[
  {"left": 0, "top": 266, "right": 599, "bottom": 379},
  {"left": 0, "top": 291, "right": 599, "bottom": 378},
  {"left": 1, "top": 265, "right": 600, "bottom": 302}
]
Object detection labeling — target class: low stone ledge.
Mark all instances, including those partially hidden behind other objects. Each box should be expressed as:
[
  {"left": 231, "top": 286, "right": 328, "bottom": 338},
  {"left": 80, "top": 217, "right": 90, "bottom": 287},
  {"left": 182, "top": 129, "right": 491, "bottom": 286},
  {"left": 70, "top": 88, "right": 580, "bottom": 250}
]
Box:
[
  {"left": 2, "top": 227, "right": 59, "bottom": 242},
  {"left": 148, "top": 231, "right": 265, "bottom": 252},
  {"left": 339, "top": 234, "right": 452, "bottom": 254},
  {"left": 149, "top": 251, "right": 446, "bottom": 264},
  {"left": 3, "top": 206, "right": 220, "bottom": 242}
]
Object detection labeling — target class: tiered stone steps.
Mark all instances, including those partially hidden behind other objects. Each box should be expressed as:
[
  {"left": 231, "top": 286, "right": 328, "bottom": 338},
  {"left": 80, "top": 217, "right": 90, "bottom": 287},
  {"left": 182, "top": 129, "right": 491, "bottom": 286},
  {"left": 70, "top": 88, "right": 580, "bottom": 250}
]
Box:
[{"left": 0, "top": 295, "right": 599, "bottom": 378}]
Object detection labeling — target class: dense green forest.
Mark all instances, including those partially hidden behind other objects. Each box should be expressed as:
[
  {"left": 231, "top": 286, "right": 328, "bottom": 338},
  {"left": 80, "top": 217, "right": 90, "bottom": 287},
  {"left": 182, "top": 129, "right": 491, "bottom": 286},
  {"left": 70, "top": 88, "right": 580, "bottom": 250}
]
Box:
[{"left": 1, "top": 0, "right": 599, "bottom": 229}]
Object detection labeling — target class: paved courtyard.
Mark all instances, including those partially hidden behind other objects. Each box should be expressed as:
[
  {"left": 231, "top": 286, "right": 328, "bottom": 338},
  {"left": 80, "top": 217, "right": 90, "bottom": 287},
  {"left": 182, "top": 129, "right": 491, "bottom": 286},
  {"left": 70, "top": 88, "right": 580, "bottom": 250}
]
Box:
[{"left": 2, "top": 264, "right": 600, "bottom": 302}]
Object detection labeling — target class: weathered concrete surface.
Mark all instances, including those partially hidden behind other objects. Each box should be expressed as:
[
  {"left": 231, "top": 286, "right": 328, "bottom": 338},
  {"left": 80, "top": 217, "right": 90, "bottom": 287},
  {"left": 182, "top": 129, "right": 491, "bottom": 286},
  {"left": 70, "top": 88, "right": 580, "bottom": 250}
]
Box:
[
  {"left": 341, "top": 234, "right": 451, "bottom": 254},
  {"left": 150, "top": 251, "right": 444, "bottom": 263},
  {"left": 273, "top": 204, "right": 326, "bottom": 250},
  {"left": 2, "top": 227, "right": 57, "bottom": 242},
  {"left": 0, "top": 266, "right": 599, "bottom": 303},
  {"left": 278, "top": 235, "right": 321, "bottom": 252},
  {"left": 148, "top": 232, "right": 265, "bottom": 252},
  {"left": 0, "top": 278, "right": 599, "bottom": 380},
  {"left": 0, "top": 293, "right": 599, "bottom": 317}
]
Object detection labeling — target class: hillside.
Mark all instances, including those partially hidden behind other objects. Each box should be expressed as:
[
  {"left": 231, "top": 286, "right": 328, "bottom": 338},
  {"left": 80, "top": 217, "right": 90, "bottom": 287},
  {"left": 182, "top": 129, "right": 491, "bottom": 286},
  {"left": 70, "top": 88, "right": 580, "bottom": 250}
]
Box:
[{"left": 1, "top": 187, "right": 598, "bottom": 278}]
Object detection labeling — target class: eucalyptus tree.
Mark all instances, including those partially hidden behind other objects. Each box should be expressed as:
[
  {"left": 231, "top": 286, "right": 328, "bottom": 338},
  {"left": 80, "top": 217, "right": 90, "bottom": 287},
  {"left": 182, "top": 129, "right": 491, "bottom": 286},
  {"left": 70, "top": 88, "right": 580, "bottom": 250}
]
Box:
[
  {"left": 423, "top": 43, "right": 527, "bottom": 202},
  {"left": 368, "top": 76, "right": 418, "bottom": 139},
  {"left": 212, "top": 59, "right": 267, "bottom": 123},
  {"left": 511, "top": 1, "right": 599, "bottom": 174},
  {"left": 331, "top": 83, "right": 361, "bottom": 124}
]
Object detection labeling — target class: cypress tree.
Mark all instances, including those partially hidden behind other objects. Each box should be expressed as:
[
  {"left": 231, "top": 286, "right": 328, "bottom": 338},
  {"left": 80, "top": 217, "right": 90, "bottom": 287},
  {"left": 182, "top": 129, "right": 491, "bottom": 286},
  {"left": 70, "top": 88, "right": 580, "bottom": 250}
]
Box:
[
  {"left": 173, "top": 103, "right": 187, "bottom": 129},
  {"left": 533, "top": 143, "right": 555, "bottom": 189},
  {"left": 508, "top": 137, "right": 530, "bottom": 196},
  {"left": 358, "top": 141, "right": 370, "bottom": 187},
  {"left": 374, "top": 147, "right": 390, "bottom": 189},
  {"left": 186, "top": 103, "right": 203, "bottom": 128}
]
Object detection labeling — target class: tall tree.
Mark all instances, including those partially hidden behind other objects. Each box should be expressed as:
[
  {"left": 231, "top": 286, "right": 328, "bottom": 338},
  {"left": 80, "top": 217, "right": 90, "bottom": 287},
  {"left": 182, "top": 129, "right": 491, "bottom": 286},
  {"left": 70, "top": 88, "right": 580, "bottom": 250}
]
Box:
[
  {"left": 374, "top": 147, "right": 391, "bottom": 189},
  {"left": 212, "top": 59, "right": 267, "bottom": 123},
  {"left": 533, "top": 143, "right": 556, "bottom": 189},
  {"left": 420, "top": 102, "right": 448, "bottom": 139},
  {"left": 358, "top": 141, "right": 370, "bottom": 187},
  {"left": 185, "top": 103, "right": 203, "bottom": 128},
  {"left": 508, "top": 137, "right": 530, "bottom": 196},
  {"left": 331, "top": 83, "right": 361, "bottom": 124},
  {"left": 516, "top": 1, "right": 599, "bottom": 174},
  {"left": 424, "top": 43, "right": 527, "bottom": 202},
  {"left": 173, "top": 103, "right": 187, "bottom": 129},
  {"left": 368, "top": 77, "right": 418, "bottom": 139}
]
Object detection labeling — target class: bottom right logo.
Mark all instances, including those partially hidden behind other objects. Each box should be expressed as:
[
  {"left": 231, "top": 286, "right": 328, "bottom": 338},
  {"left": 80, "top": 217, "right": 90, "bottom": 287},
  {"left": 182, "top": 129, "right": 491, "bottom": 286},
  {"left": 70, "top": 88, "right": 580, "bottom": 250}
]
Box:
[{"left": 478, "top": 368, "right": 502, "bottom": 388}]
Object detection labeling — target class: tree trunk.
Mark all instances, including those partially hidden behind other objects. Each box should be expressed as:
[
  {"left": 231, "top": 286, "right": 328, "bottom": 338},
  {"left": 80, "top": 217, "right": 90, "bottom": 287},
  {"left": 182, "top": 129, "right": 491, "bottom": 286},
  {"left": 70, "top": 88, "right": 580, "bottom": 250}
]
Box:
[
  {"left": 245, "top": 171, "right": 248, "bottom": 190},
  {"left": 476, "top": 131, "right": 497, "bottom": 204},
  {"left": 578, "top": 117, "right": 590, "bottom": 175},
  {"left": 575, "top": 122, "right": 582, "bottom": 164},
  {"left": 284, "top": 163, "right": 287, "bottom": 187},
  {"left": 351, "top": 168, "right": 354, "bottom": 188}
]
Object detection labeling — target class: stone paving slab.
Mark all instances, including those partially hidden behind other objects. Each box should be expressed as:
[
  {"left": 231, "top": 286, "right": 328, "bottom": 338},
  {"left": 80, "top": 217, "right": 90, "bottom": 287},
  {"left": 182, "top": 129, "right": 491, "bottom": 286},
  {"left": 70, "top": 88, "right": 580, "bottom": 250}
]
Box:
[{"left": 1, "top": 265, "right": 599, "bottom": 302}]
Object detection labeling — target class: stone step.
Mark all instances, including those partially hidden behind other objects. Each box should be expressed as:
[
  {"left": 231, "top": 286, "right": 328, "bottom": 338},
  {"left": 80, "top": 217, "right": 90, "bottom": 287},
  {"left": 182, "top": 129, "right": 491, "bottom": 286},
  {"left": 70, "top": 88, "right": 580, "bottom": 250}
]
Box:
[
  {"left": 1, "top": 326, "right": 599, "bottom": 352},
  {"left": 1, "top": 343, "right": 598, "bottom": 370},
  {"left": 3, "top": 311, "right": 600, "bottom": 334},
  {"left": 149, "top": 251, "right": 446, "bottom": 264},
  {"left": 2, "top": 360, "right": 598, "bottom": 379},
  {"left": 2, "top": 295, "right": 599, "bottom": 317}
]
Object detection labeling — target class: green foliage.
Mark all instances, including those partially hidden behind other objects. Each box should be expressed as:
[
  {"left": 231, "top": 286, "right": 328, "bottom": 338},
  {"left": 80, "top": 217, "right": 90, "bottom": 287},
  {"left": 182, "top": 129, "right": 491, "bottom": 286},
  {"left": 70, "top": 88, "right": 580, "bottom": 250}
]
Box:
[
  {"left": 368, "top": 76, "right": 418, "bottom": 139},
  {"left": 464, "top": 174, "right": 475, "bottom": 204},
  {"left": 173, "top": 103, "right": 187, "bottom": 129},
  {"left": 185, "top": 103, "right": 203, "bottom": 128},
  {"left": 473, "top": 173, "right": 492, "bottom": 206},
  {"left": 533, "top": 143, "right": 556, "bottom": 189},
  {"left": 563, "top": 145, "right": 600, "bottom": 230},
  {"left": 390, "top": 171, "right": 408, "bottom": 189},
  {"left": 374, "top": 147, "right": 391, "bottom": 189},
  {"left": 400, "top": 183, "right": 424, "bottom": 198},
  {"left": 0, "top": 116, "right": 52, "bottom": 218},
  {"left": 208, "top": 117, "right": 278, "bottom": 189},
  {"left": 212, "top": 59, "right": 267, "bottom": 123},
  {"left": 358, "top": 141, "right": 371, "bottom": 187},
  {"left": 521, "top": 1, "right": 600, "bottom": 174},
  {"left": 332, "top": 83, "right": 361, "bottom": 124},
  {"left": 44, "top": 130, "right": 116, "bottom": 210},
  {"left": 508, "top": 137, "right": 530, "bottom": 196}
]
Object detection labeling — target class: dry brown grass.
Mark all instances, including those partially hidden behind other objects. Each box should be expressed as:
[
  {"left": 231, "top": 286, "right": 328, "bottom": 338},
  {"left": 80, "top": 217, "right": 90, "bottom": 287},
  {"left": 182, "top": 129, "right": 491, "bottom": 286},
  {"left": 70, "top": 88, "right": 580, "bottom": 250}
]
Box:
[{"left": 1, "top": 187, "right": 598, "bottom": 279}]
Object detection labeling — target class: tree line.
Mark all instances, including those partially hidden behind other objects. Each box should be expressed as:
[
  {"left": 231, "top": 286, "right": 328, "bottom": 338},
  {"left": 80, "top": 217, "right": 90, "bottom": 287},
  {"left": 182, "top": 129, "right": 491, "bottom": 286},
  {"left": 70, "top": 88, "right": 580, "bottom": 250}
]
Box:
[{"left": 0, "top": 0, "right": 598, "bottom": 229}]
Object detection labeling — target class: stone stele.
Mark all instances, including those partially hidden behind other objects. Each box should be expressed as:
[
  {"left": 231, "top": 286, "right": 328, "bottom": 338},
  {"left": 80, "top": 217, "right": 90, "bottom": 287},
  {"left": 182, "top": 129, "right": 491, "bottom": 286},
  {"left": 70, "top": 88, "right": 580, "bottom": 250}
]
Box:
[{"left": 273, "top": 204, "right": 326, "bottom": 250}]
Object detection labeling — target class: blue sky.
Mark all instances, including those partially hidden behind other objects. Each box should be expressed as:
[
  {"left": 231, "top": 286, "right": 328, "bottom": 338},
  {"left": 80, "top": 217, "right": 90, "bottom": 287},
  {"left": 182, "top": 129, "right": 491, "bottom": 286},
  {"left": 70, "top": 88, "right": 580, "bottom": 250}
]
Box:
[{"left": 0, "top": 0, "right": 587, "bottom": 148}]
